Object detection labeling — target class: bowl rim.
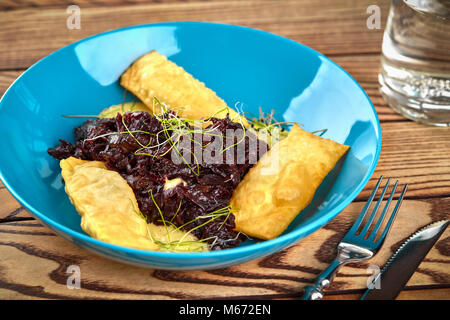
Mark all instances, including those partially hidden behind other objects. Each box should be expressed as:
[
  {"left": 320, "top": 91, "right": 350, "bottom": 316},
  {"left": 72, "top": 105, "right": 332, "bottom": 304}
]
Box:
[{"left": 0, "top": 21, "right": 382, "bottom": 260}]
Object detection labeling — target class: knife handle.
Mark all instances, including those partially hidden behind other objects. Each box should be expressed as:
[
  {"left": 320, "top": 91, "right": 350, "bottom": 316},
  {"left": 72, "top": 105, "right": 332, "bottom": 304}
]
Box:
[{"left": 301, "top": 259, "right": 343, "bottom": 300}]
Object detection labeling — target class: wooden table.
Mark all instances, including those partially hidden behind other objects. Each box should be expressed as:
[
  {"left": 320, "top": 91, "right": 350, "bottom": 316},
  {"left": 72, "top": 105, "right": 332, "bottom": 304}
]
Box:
[{"left": 0, "top": 0, "right": 449, "bottom": 300}]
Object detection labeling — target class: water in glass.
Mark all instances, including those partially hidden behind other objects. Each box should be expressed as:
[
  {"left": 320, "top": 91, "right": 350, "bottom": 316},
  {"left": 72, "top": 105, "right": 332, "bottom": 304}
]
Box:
[{"left": 380, "top": 0, "right": 450, "bottom": 126}]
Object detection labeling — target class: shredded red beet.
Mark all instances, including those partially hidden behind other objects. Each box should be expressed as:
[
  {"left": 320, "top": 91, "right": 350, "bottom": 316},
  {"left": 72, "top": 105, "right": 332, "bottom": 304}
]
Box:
[{"left": 48, "top": 111, "right": 268, "bottom": 250}]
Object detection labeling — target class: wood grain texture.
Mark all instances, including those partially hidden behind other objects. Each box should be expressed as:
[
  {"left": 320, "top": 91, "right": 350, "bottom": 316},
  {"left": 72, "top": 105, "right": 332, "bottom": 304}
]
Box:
[
  {"left": 0, "top": 198, "right": 448, "bottom": 299},
  {"left": 0, "top": 0, "right": 388, "bottom": 70},
  {"left": 359, "top": 122, "right": 450, "bottom": 200},
  {"left": 323, "top": 288, "right": 450, "bottom": 300},
  {"left": 0, "top": 182, "right": 32, "bottom": 222}
]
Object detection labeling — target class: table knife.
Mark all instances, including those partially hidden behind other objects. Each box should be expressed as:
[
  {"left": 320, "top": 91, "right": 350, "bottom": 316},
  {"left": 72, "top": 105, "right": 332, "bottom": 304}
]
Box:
[{"left": 361, "top": 219, "right": 449, "bottom": 300}]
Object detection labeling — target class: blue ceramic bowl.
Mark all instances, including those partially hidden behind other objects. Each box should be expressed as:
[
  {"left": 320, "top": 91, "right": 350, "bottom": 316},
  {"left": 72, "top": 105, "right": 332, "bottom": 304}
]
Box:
[{"left": 0, "top": 22, "right": 381, "bottom": 270}]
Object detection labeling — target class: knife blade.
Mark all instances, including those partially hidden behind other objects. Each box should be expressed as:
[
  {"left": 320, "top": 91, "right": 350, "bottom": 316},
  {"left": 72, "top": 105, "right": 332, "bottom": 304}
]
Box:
[{"left": 361, "top": 219, "right": 449, "bottom": 300}]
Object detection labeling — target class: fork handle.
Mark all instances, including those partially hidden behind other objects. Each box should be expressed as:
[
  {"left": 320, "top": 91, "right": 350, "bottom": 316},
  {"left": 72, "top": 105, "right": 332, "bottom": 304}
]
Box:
[{"left": 301, "top": 259, "right": 343, "bottom": 300}]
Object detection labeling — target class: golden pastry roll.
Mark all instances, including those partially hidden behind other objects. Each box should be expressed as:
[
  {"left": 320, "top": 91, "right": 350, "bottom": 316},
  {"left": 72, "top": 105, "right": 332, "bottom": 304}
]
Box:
[
  {"left": 230, "top": 124, "right": 349, "bottom": 240},
  {"left": 120, "top": 50, "right": 247, "bottom": 126},
  {"left": 60, "top": 157, "right": 208, "bottom": 252}
]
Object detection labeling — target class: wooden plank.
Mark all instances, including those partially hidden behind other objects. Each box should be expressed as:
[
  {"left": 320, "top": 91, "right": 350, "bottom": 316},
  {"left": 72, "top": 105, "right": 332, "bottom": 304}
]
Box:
[
  {"left": 358, "top": 121, "right": 450, "bottom": 200},
  {"left": 0, "top": 70, "right": 22, "bottom": 94},
  {"left": 0, "top": 197, "right": 448, "bottom": 299},
  {"left": 0, "top": 0, "right": 389, "bottom": 70},
  {"left": 0, "top": 0, "right": 447, "bottom": 301},
  {"left": 0, "top": 56, "right": 402, "bottom": 123},
  {"left": 0, "top": 121, "right": 449, "bottom": 219}
]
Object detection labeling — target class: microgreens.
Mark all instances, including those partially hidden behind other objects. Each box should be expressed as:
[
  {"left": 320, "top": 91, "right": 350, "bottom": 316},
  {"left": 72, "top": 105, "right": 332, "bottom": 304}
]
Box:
[{"left": 135, "top": 189, "right": 241, "bottom": 252}]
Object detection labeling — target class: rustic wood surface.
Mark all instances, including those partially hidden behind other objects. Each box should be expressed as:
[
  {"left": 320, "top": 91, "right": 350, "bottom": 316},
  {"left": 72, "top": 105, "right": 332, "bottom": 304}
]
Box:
[{"left": 0, "top": 0, "right": 449, "bottom": 300}]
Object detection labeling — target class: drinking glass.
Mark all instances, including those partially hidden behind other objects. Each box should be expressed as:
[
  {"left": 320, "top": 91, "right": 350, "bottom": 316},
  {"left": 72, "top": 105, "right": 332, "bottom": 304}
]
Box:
[{"left": 379, "top": 0, "right": 450, "bottom": 126}]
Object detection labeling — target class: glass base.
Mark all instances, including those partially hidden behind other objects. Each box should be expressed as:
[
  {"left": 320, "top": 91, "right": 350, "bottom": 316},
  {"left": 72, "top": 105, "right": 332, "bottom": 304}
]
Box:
[{"left": 379, "top": 73, "right": 450, "bottom": 127}]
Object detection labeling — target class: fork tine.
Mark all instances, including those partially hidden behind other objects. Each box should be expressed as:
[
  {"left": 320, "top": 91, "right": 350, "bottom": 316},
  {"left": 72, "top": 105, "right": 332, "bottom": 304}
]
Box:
[
  {"left": 375, "top": 184, "right": 408, "bottom": 245},
  {"left": 368, "top": 180, "right": 398, "bottom": 241},
  {"left": 348, "top": 176, "right": 383, "bottom": 234},
  {"left": 359, "top": 178, "right": 391, "bottom": 237}
]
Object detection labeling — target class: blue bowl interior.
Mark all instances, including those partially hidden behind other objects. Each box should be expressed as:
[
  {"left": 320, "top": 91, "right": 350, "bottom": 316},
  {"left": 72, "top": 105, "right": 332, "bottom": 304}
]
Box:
[{"left": 0, "top": 22, "right": 380, "bottom": 269}]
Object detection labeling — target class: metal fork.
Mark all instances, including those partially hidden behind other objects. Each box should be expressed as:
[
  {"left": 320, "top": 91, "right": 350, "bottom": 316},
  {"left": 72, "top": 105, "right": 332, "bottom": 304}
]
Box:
[{"left": 301, "top": 176, "right": 408, "bottom": 300}]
